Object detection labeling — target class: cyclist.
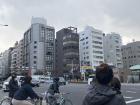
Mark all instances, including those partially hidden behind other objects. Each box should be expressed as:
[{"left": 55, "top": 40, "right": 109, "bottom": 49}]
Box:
[
  {"left": 9, "top": 73, "right": 19, "bottom": 99},
  {"left": 110, "top": 77, "right": 121, "bottom": 94},
  {"left": 46, "top": 77, "right": 60, "bottom": 105},
  {"left": 12, "top": 76, "right": 42, "bottom": 105}
]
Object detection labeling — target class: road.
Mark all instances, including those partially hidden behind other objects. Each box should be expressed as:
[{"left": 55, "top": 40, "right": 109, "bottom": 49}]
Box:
[{"left": 0, "top": 83, "right": 140, "bottom": 105}]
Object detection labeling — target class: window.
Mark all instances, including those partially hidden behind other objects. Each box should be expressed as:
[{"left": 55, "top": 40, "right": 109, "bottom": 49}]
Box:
[
  {"left": 86, "top": 37, "right": 88, "bottom": 39},
  {"left": 34, "top": 56, "right": 37, "bottom": 59},
  {"left": 80, "top": 38, "right": 85, "bottom": 41},
  {"left": 134, "top": 56, "right": 136, "bottom": 58},
  {"left": 86, "top": 46, "right": 88, "bottom": 49},
  {"left": 92, "top": 41, "right": 102, "bottom": 44},
  {"left": 46, "top": 52, "right": 52, "bottom": 55},
  {"left": 93, "top": 56, "right": 103, "bottom": 59},
  {"left": 34, "top": 51, "right": 37, "bottom": 54},
  {"left": 40, "top": 28, "right": 45, "bottom": 41},
  {"left": 115, "top": 40, "right": 119, "bottom": 43},
  {"left": 34, "top": 61, "right": 37, "bottom": 64},
  {"left": 34, "top": 41, "right": 37, "bottom": 44},
  {"left": 34, "top": 46, "right": 37, "bottom": 49},
  {"left": 86, "top": 41, "right": 88, "bottom": 44},
  {"left": 93, "top": 45, "right": 102, "bottom": 49},
  {"left": 83, "top": 42, "right": 85, "bottom": 45},
  {"left": 93, "top": 50, "right": 103, "bottom": 54},
  {"left": 93, "top": 36, "right": 102, "bottom": 40}
]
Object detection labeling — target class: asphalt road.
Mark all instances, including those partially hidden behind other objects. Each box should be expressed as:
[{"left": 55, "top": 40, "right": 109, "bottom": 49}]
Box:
[{"left": 0, "top": 83, "right": 140, "bottom": 105}]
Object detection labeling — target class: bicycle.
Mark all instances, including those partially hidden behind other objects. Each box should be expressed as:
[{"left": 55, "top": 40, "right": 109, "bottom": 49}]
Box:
[
  {"left": 45, "top": 92, "right": 73, "bottom": 105},
  {"left": 0, "top": 96, "right": 42, "bottom": 105}
]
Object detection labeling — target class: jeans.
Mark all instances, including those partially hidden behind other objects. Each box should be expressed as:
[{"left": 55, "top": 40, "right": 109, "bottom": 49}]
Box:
[{"left": 12, "top": 99, "right": 33, "bottom": 105}]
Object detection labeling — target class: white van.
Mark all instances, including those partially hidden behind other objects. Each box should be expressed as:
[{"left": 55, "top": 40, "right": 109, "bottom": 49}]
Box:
[
  {"left": 39, "top": 76, "right": 53, "bottom": 84},
  {"left": 2, "top": 76, "right": 24, "bottom": 92},
  {"left": 88, "top": 74, "right": 96, "bottom": 85}
]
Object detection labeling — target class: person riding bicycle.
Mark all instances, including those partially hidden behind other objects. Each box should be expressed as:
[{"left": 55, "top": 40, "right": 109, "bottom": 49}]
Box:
[
  {"left": 46, "top": 77, "right": 60, "bottom": 105},
  {"left": 12, "top": 76, "right": 42, "bottom": 105},
  {"left": 9, "top": 73, "right": 19, "bottom": 98}
]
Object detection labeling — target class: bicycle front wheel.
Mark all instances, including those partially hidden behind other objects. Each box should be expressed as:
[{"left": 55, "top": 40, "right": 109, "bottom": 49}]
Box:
[
  {"left": 62, "top": 99, "right": 73, "bottom": 105},
  {"left": 0, "top": 98, "right": 11, "bottom": 105}
]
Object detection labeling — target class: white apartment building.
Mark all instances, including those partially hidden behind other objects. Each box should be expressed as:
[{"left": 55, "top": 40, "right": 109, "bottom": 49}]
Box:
[
  {"left": 23, "top": 17, "right": 55, "bottom": 75},
  {"left": 11, "top": 39, "right": 23, "bottom": 73},
  {"left": 103, "top": 33, "right": 123, "bottom": 68},
  {"left": 79, "top": 26, "right": 104, "bottom": 70}
]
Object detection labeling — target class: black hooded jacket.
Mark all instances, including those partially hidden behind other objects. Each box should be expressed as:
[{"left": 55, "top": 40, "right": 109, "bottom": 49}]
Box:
[
  {"left": 83, "top": 83, "right": 126, "bottom": 105},
  {"left": 9, "top": 78, "right": 19, "bottom": 98}
]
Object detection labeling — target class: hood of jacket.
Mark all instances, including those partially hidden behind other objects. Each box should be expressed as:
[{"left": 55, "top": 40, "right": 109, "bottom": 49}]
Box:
[{"left": 86, "top": 83, "right": 116, "bottom": 105}]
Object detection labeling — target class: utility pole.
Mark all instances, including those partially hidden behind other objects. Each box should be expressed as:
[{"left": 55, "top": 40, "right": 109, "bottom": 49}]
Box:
[{"left": 0, "top": 24, "right": 8, "bottom": 27}]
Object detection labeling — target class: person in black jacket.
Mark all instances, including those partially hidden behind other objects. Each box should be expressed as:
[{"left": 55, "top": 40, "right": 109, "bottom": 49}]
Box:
[
  {"left": 12, "top": 76, "right": 42, "bottom": 105},
  {"left": 82, "top": 64, "right": 126, "bottom": 105},
  {"left": 9, "top": 73, "right": 19, "bottom": 98}
]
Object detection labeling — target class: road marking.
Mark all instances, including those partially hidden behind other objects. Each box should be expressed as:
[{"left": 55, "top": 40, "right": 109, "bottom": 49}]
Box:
[
  {"left": 126, "top": 99, "right": 140, "bottom": 104},
  {"left": 126, "top": 91, "right": 136, "bottom": 93},
  {"left": 130, "top": 88, "right": 140, "bottom": 91},
  {"left": 124, "top": 96, "right": 133, "bottom": 99}
]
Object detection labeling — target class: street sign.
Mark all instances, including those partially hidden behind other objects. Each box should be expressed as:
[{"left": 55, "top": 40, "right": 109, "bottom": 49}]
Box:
[{"left": 81, "top": 66, "right": 93, "bottom": 69}]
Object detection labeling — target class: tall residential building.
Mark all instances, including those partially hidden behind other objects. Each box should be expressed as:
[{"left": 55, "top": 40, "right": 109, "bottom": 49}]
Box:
[
  {"left": 11, "top": 39, "right": 24, "bottom": 73},
  {"left": 103, "top": 33, "right": 123, "bottom": 68},
  {"left": 55, "top": 27, "right": 79, "bottom": 76},
  {"left": 23, "top": 17, "right": 55, "bottom": 75},
  {"left": 122, "top": 41, "right": 140, "bottom": 69},
  {"left": 0, "top": 48, "right": 13, "bottom": 78},
  {"left": 79, "top": 26, "right": 104, "bottom": 70}
]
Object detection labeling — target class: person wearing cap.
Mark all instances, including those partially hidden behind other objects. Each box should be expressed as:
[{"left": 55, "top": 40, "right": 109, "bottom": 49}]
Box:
[
  {"left": 82, "top": 63, "right": 126, "bottom": 105},
  {"left": 9, "top": 73, "right": 19, "bottom": 98}
]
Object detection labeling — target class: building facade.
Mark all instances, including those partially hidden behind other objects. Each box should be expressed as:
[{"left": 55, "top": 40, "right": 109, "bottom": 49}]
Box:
[
  {"left": 0, "top": 48, "right": 13, "bottom": 78},
  {"left": 11, "top": 40, "right": 24, "bottom": 73},
  {"left": 55, "top": 27, "right": 79, "bottom": 76},
  {"left": 23, "top": 17, "right": 55, "bottom": 75},
  {"left": 79, "top": 26, "right": 104, "bottom": 71},
  {"left": 122, "top": 41, "right": 140, "bottom": 70},
  {"left": 103, "top": 33, "right": 123, "bottom": 69}
]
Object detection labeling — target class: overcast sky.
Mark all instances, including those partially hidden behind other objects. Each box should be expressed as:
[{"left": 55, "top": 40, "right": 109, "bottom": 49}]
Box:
[{"left": 0, "top": 0, "right": 140, "bottom": 52}]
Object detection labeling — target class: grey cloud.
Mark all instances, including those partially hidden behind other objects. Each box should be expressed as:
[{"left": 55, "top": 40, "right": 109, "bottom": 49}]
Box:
[{"left": 0, "top": 0, "right": 140, "bottom": 52}]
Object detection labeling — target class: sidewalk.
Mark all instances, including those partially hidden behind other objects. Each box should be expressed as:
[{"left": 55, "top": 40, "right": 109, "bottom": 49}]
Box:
[
  {"left": 69, "top": 80, "right": 88, "bottom": 84},
  {"left": 69, "top": 81, "right": 140, "bottom": 85},
  {"left": 122, "top": 83, "right": 140, "bottom": 86}
]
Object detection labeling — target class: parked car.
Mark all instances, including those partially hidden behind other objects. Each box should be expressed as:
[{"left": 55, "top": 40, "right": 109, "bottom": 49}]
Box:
[
  {"left": 31, "top": 75, "right": 41, "bottom": 87},
  {"left": 45, "top": 77, "right": 53, "bottom": 84}
]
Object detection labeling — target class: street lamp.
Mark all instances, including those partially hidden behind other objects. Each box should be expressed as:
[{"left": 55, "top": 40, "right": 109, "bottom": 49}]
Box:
[{"left": 0, "top": 24, "right": 8, "bottom": 26}]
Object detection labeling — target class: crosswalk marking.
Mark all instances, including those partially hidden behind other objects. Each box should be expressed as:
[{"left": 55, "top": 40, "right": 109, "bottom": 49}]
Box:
[
  {"left": 126, "top": 99, "right": 140, "bottom": 104},
  {"left": 126, "top": 91, "right": 136, "bottom": 93},
  {"left": 124, "top": 96, "right": 133, "bottom": 99}
]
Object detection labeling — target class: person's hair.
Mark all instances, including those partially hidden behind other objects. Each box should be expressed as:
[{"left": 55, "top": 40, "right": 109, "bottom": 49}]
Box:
[
  {"left": 24, "top": 76, "right": 32, "bottom": 84},
  {"left": 53, "top": 77, "right": 59, "bottom": 82},
  {"left": 11, "top": 73, "right": 17, "bottom": 78},
  {"left": 110, "top": 77, "right": 121, "bottom": 90},
  {"left": 96, "top": 63, "right": 113, "bottom": 85}
]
